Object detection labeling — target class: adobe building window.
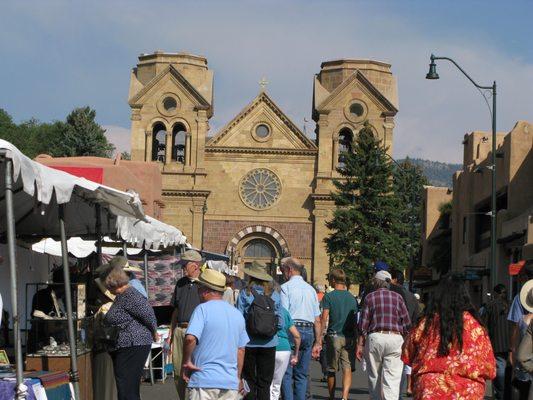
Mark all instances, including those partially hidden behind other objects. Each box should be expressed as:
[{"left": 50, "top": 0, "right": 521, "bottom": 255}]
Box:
[
  {"left": 252, "top": 123, "right": 272, "bottom": 142},
  {"left": 344, "top": 100, "right": 367, "bottom": 122},
  {"left": 349, "top": 103, "right": 364, "bottom": 117},
  {"left": 172, "top": 123, "right": 187, "bottom": 163},
  {"left": 163, "top": 97, "right": 177, "bottom": 113},
  {"left": 151, "top": 122, "right": 167, "bottom": 163},
  {"left": 338, "top": 128, "right": 354, "bottom": 168},
  {"left": 157, "top": 93, "right": 180, "bottom": 116}
]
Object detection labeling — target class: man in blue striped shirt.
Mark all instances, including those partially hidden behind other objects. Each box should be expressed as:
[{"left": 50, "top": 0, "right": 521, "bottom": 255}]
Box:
[{"left": 280, "top": 257, "right": 321, "bottom": 400}]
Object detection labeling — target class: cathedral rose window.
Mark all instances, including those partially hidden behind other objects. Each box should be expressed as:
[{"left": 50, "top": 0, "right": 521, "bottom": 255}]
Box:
[{"left": 239, "top": 169, "right": 281, "bottom": 210}]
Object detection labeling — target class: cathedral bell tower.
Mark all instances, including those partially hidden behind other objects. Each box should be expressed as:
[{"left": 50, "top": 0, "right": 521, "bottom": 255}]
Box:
[
  {"left": 128, "top": 51, "right": 214, "bottom": 246},
  {"left": 128, "top": 51, "right": 213, "bottom": 176}
]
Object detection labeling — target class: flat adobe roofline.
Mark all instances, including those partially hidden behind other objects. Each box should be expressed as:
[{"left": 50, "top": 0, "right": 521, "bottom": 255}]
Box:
[
  {"left": 320, "top": 59, "right": 392, "bottom": 69},
  {"left": 138, "top": 51, "right": 207, "bottom": 63}
]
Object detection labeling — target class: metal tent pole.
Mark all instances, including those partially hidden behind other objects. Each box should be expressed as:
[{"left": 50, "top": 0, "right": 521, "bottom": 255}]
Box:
[
  {"left": 5, "top": 159, "right": 25, "bottom": 399},
  {"left": 143, "top": 250, "right": 149, "bottom": 295},
  {"left": 58, "top": 205, "right": 81, "bottom": 400},
  {"left": 95, "top": 204, "right": 102, "bottom": 267}
]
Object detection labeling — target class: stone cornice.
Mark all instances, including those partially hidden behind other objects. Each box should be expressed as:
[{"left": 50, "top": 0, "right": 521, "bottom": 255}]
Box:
[
  {"left": 162, "top": 189, "right": 211, "bottom": 198},
  {"left": 310, "top": 193, "right": 333, "bottom": 201},
  {"left": 205, "top": 146, "right": 317, "bottom": 156}
]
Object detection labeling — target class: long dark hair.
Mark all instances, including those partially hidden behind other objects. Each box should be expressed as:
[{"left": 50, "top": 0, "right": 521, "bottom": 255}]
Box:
[{"left": 422, "top": 273, "right": 481, "bottom": 356}]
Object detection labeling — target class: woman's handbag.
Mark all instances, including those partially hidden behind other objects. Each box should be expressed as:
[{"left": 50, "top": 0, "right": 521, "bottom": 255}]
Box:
[{"left": 99, "top": 324, "right": 121, "bottom": 347}]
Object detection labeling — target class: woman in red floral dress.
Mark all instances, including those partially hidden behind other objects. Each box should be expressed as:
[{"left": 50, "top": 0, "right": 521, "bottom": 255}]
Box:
[{"left": 402, "top": 273, "right": 496, "bottom": 399}]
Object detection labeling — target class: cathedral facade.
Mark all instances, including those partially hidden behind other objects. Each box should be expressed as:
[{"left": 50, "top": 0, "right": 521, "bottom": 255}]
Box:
[{"left": 128, "top": 51, "right": 398, "bottom": 283}]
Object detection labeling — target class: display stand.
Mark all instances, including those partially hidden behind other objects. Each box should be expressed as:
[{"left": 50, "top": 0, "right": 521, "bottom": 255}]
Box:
[{"left": 26, "top": 351, "right": 92, "bottom": 400}]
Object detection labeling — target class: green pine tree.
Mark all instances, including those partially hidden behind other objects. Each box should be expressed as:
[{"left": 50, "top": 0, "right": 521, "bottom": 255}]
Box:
[
  {"left": 392, "top": 158, "right": 428, "bottom": 272},
  {"left": 50, "top": 107, "right": 115, "bottom": 157},
  {"left": 325, "top": 123, "right": 409, "bottom": 284}
]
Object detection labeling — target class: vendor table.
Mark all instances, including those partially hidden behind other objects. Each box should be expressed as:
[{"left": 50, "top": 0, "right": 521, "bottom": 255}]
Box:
[{"left": 25, "top": 351, "right": 92, "bottom": 400}]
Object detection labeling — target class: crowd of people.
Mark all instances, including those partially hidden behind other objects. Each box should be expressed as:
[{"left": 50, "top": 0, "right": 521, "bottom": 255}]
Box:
[{"left": 92, "top": 251, "right": 533, "bottom": 400}]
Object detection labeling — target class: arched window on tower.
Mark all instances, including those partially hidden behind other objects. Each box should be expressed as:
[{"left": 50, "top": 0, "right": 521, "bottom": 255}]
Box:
[
  {"left": 151, "top": 123, "right": 167, "bottom": 162},
  {"left": 338, "top": 128, "right": 354, "bottom": 168},
  {"left": 172, "top": 123, "right": 187, "bottom": 163}
]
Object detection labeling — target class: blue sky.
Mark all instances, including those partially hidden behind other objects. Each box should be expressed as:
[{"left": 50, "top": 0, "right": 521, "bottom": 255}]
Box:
[{"left": 0, "top": 0, "right": 532, "bottom": 162}]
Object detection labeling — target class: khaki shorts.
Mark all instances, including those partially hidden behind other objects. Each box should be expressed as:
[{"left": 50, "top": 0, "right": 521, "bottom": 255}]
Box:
[
  {"left": 325, "top": 334, "right": 355, "bottom": 373},
  {"left": 187, "top": 388, "right": 239, "bottom": 400}
]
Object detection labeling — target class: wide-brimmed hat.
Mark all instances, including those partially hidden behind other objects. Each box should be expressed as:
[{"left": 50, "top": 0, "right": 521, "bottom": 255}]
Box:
[
  {"left": 243, "top": 261, "right": 273, "bottom": 282},
  {"left": 178, "top": 249, "right": 203, "bottom": 266},
  {"left": 520, "top": 279, "right": 533, "bottom": 313},
  {"left": 197, "top": 268, "right": 226, "bottom": 292},
  {"left": 96, "top": 256, "right": 143, "bottom": 274},
  {"left": 95, "top": 277, "right": 115, "bottom": 301}
]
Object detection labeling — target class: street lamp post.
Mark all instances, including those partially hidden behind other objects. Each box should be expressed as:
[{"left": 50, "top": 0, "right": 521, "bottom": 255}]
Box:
[{"left": 426, "top": 54, "right": 497, "bottom": 289}]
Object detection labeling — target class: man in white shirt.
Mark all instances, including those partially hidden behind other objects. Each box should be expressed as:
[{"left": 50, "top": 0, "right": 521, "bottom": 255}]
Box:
[{"left": 280, "top": 257, "right": 321, "bottom": 400}]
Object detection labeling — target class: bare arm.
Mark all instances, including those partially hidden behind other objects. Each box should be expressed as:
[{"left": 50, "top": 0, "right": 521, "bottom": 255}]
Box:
[
  {"left": 317, "top": 309, "right": 329, "bottom": 346},
  {"left": 288, "top": 325, "right": 301, "bottom": 357},
  {"left": 314, "top": 316, "right": 321, "bottom": 345},
  {"left": 181, "top": 334, "right": 200, "bottom": 382},
  {"left": 237, "top": 347, "right": 245, "bottom": 379}
]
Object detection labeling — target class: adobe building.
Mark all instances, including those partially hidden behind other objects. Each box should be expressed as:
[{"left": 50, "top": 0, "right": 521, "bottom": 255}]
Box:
[
  {"left": 36, "top": 154, "right": 164, "bottom": 218},
  {"left": 451, "top": 120, "right": 533, "bottom": 301},
  {"left": 127, "top": 51, "right": 398, "bottom": 282},
  {"left": 420, "top": 186, "right": 453, "bottom": 274}
]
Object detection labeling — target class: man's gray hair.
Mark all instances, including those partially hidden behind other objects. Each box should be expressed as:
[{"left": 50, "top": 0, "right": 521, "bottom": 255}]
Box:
[
  {"left": 281, "top": 257, "right": 303, "bottom": 274},
  {"left": 369, "top": 277, "right": 390, "bottom": 290}
]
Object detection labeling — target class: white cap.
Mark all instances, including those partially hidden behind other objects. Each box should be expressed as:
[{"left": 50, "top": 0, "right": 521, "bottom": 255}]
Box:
[{"left": 375, "top": 270, "right": 392, "bottom": 282}]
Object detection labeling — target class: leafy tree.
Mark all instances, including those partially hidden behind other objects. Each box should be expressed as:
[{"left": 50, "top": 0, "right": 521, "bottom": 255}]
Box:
[
  {"left": 0, "top": 107, "right": 115, "bottom": 159},
  {"left": 120, "top": 151, "right": 131, "bottom": 160},
  {"left": 325, "top": 122, "right": 409, "bottom": 283},
  {"left": 392, "top": 158, "right": 428, "bottom": 271},
  {"left": 49, "top": 107, "right": 115, "bottom": 157}
]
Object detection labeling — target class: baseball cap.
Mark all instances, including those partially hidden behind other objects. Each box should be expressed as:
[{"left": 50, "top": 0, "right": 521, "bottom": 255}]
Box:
[
  {"left": 375, "top": 270, "right": 392, "bottom": 282},
  {"left": 179, "top": 249, "right": 202, "bottom": 266},
  {"left": 374, "top": 261, "right": 389, "bottom": 272}
]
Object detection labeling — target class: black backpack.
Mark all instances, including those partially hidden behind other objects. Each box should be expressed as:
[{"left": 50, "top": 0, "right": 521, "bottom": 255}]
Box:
[{"left": 246, "top": 289, "right": 277, "bottom": 338}]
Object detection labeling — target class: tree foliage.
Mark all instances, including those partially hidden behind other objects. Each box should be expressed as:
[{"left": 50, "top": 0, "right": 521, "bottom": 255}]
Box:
[
  {"left": 0, "top": 107, "right": 115, "bottom": 158},
  {"left": 325, "top": 123, "right": 410, "bottom": 283},
  {"left": 392, "top": 157, "right": 429, "bottom": 269}
]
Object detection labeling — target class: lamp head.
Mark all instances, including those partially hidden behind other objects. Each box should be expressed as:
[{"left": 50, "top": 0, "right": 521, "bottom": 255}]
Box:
[{"left": 426, "top": 54, "right": 439, "bottom": 80}]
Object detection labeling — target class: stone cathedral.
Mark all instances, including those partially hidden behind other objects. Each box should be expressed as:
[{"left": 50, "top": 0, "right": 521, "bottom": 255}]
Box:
[{"left": 128, "top": 51, "right": 398, "bottom": 283}]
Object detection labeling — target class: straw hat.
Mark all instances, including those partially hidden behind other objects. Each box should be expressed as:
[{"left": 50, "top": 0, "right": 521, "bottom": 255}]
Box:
[
  {"left": 243, "top": 261, "right": 273, "bottom": 282},
  {"left": 96, "top": 256, "right": 142, "bottom": 274},
  {"left": 520, "top": 279, "right": 533, "bottom": 313},
  {"left": 197, "top": 268, "right": 226, "bottom": 292},
  {"left": 95, "top": 277, "right": 115, "bottom": 301}
]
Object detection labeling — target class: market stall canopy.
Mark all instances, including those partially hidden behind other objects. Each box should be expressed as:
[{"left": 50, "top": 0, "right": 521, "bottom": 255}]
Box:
[
  {"left": 31, "top": 237, "right": 144, "bottom": 258},
  {"left": 116, "top": 215, "right": 187, "bottom": 250},
  {"left": 0, "top": 140, "right": 145, "bottom": 240}
]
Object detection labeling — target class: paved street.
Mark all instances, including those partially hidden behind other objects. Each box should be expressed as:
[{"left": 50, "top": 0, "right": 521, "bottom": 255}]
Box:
[
  {"left": 140, "top": 360, "right": 371, "bottom": 399},
  {"left": 140, "top": 359, "right": 494, "bottom": 399}
]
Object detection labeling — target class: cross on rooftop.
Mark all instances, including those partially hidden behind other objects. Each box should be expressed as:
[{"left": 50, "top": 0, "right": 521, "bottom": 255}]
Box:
[{"left": 259, "top": 77, "right": 269, "bottom": 91}]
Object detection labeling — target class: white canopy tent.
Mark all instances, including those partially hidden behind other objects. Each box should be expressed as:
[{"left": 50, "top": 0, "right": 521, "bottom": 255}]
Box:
[
  {"left": 116, "top": 215, "right": 187, "bottom": 249},
  {"left": 0, "top": 140, "right": 147, "bottom": 400},
  {"left": 31, "top": 236, "right": 144, "bottom": 257}
]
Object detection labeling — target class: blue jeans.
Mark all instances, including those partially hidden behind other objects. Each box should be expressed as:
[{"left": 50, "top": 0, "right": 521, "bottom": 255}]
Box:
[
  {"left": 493, "top": 352, "right": 507, "bottom": 400},
  {"left": 282, "top": 325, "right": 314, "bottom": 400}
]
